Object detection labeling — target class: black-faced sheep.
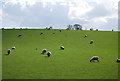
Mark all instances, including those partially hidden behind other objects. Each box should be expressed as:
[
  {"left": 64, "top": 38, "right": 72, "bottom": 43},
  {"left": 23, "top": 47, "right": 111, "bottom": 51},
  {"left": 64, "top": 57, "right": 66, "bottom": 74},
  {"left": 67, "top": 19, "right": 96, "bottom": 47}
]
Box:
[
  {"left": 18, "top": 34, "right": 22, "bottom": 37},
  {"left": 116, "top": 58, "right": 120, "bottom": 63},
  {"left": 90, "top": 40, "right": 94, "bottom": 44},
  {"left": 46, "top": 51, "right": 52, "bottom": 57},
  {"left": 90, "top": 56, "right": 99, "bottom": 62},
  {"left": 12, "top": 46, "right": 16, "bottom": 49},
  {"left": 60, "top": 46, "right": 64, "bottom": 50},
  {"left": 7, "top": 49, "right": 11, "bottom": 55},
  {"left": 41, "top": 49, "right": 47, "bottom": 54}
]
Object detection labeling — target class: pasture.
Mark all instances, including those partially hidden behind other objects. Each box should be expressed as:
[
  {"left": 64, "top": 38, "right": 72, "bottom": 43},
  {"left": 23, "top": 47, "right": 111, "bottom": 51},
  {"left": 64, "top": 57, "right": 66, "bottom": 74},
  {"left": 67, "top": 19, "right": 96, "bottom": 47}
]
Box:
[{"left": 2, "top": 29, "right": 118, "bottom": 79}]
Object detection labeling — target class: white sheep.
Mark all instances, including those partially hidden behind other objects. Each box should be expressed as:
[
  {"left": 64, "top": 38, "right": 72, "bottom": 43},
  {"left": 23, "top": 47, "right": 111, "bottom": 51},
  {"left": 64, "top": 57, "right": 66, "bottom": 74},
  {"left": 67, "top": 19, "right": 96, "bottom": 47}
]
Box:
[
  {"left": 116, "top": 58, "right": 120, "bottom": 63},
  {"left": 90, "top": 40, "right": 94, "bottom": 44},
  {"left": 7, "top": 49, "right": 11, "bottom": 55},
  {"left": 84, "top": 34, "right": 87, "bottom": 38},
  {"left": 41, "top": 49, "right": 47, "bottom": 54},
  {"left": 12, "top": 46, "right": 16, "bottom": 49},
  {"left": 46, "top": 51, "right": 52, "bottom": 57},
  {"left": 90, "top": 56, "right": 99, "bottom": 62},
  {"left": 60, "top": 46, "right": 64, "bottom": 50}
]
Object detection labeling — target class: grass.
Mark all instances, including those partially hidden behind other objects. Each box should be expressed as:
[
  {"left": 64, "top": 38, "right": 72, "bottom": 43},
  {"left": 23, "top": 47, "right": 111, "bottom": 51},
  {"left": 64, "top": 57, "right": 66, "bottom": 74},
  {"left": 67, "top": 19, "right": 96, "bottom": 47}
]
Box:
[{"left": 2, "top": 29, "right": 118, "bottom": 79}]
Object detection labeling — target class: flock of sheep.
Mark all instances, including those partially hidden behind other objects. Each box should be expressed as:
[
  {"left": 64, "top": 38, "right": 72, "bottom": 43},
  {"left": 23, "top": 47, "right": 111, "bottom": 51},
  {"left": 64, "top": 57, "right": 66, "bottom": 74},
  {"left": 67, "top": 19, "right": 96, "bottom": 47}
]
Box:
[
  {"left": 40, "top": 46, "right": 64, "bottom": 57},
  {"left": 5, "top": 30, "right": 120, "bottom": 63}
]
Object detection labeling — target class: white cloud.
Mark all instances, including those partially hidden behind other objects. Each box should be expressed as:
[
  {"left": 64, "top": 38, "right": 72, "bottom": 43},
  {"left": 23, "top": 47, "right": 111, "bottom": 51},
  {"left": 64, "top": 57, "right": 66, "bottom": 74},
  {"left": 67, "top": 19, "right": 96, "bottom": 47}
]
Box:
[{"left": 1, "top": 0, "right": 119, "bottom": 31}]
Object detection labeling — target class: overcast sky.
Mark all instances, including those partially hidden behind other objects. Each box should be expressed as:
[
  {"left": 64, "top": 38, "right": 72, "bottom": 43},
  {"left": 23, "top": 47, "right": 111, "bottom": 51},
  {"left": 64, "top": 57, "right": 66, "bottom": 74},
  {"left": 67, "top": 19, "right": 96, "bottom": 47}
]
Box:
[{"left": 0, "top": 0, "right": 119, "bottom": 31}]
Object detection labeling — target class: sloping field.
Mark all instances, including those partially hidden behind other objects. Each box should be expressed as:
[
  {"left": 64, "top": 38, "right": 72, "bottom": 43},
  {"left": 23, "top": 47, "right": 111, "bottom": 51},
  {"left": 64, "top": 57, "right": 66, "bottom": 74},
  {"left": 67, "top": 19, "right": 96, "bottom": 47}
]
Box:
[{"left": 2, "top": 29, "right": 118, "bottom": 79}]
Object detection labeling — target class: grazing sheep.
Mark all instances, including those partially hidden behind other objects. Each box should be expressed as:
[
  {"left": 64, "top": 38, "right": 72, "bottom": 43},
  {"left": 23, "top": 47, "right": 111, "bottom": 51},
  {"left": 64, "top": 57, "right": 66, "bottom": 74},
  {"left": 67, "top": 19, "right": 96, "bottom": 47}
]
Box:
[
  {"left": 46, "top": 51, "right": 52, "bottom": 57},
  {"left": 90, "top": 40, "right": 94, "bottom": 44},
  {"left": 116, "top": 58, "right": 120, "bottom": 63},
  {"left": 18, "top": 34, "right": 22, "bottom": 37},
  {"left": 12, "top": 46, "right": 16, "bottom": 49},
  {"left": 84, "top": 34, "right": 87, "bottom": 38},
  {"left": 60, "top": 46, "right": 64, "bottom": 50},
  {"left": 90, "top": 56, "right": 99, "bottom": 62},
  {"left": 41, "top": 49, "right": 47, "bottom": 54},
  {"left": 7, "top": 49, "right": 11, "bottom": 55},
  {"left": 40, "top": 32, "right": 43, "bottom": 35}
]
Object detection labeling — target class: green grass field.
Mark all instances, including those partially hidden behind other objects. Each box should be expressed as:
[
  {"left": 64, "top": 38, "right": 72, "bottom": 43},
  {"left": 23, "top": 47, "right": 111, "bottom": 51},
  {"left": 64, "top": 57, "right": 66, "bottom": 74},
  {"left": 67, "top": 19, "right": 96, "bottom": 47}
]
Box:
[{"left": 2, "top": 29, "right": 118, "bottom": 79}]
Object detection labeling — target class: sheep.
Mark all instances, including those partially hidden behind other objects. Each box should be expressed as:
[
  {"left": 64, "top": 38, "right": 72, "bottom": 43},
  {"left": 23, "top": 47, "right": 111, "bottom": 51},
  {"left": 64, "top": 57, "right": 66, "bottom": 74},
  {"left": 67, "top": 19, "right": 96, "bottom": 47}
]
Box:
[
  {"left": 84, "top": 34, "right": 87, "bottom": 38},
  {"left": 116, "top": 58, "right": 120, "bottom": 63},
  {"left": 18, "top": 34, "right": 22, "bottom": 37},
  {"left": 41, "top": 49, "right": 47, "bottom": 54},
  {"left": 7, "top": 49, "right": 11, "bottom": 55},
  {"left": 90, "top": 56, "right": 99, "bottom": 62},
  {"left": 60, "top": 46, "right": 64, "bottom": 50},
  {"left": 12, "top": 46, "right": 16, "bottom": 49},
  {"left": 46, "top": 51, "right": 52, "bottom": 57},
  {"left": 90, "top": 40, "right": 94, "bottom": 44}
]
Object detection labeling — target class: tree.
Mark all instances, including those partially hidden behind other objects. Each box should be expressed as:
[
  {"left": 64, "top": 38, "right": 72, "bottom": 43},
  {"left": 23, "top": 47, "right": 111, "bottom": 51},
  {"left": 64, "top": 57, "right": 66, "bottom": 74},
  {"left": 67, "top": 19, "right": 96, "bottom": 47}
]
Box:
[{"left": 66, "top": 24, "right": 73, "bottom": 30}]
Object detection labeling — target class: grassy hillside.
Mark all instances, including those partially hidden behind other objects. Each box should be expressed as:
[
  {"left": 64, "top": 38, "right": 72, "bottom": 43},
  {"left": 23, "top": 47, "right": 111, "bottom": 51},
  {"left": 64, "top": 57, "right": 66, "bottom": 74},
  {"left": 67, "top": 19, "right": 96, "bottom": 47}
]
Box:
[{"left": 2, "top": 29, "right": 118, "bottom": 79}]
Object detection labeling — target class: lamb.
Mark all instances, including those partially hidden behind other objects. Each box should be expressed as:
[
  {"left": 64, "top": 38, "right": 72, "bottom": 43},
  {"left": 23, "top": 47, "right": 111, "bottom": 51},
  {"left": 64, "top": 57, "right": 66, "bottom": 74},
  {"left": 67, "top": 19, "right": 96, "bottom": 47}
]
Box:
[
  {"left": 41, "top": 49, "right": 47, "bottom": 54},
  {"left": 46, "top": 51, "right": 52, "bottom": 57},
  {"left": 12, "top": 46, "right": 16, "bottom": 49},
  {"left": 116, "top": 58, "right": 120, "bottom": 63},
  {"left": 60, "top": 46, "right": 64, "bottom": 50},
  {"left": 7, "top": 49, "right": 11, "bottom": 55},
  {"left": 90, "top": 40, "right": 94, "bottom": 44},
  {"left": 90, "top": 56, "right": 99, "bottom": 62}
]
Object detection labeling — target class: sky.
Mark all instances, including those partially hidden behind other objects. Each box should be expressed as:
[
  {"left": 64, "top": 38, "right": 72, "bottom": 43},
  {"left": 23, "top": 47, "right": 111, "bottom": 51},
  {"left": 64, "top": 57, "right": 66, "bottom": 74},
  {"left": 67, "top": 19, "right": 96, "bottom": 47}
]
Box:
[{"left": 0, "top": 0, "right": 119, "bottom": 31}]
